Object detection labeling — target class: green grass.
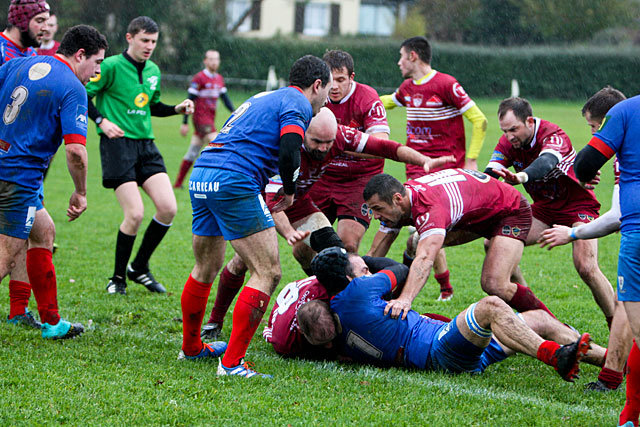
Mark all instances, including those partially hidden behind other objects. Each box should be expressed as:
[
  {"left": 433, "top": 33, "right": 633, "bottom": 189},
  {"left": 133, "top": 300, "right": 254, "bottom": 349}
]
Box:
[{"left": 0, "top": 89, "right": 623, "bottom": 425}]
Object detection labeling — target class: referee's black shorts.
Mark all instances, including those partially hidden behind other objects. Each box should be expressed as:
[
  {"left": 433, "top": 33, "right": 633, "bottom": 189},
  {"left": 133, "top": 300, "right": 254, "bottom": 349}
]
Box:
[{"left": 99, "top": 136, "right": 167, "bottom": 189}]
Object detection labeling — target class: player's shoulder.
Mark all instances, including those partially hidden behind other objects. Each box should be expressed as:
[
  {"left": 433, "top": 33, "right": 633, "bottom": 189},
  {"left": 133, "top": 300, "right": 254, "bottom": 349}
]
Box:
[
  {"left": 354, "top": 81, "right": 380, "bottom": 97},
  {"left": 145, "top": 59, "right": 161, "bottom": 73},
  {"left": 432, "top": 70, "right": 458, "bottom": 84}
]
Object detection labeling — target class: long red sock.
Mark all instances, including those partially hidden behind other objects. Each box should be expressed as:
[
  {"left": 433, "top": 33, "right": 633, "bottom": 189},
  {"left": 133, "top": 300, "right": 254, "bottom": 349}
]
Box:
[
  {"left": 208, "top": 265, "right": 245, "bottom": 325},
  {"left": 508, "top": 283, "right": 556, "bottom": 318},
  {"left": 536, "top": 340, "right": 561, "bottom": 367},
  {"left": 620, "top": 340, "right": 640, "bottom": 426},
  {"left": 435, "top": 270, "right": 452, "bottom": 292},
  {"left": 174, "top": 159, "right": 193, "bottom": 188},
  {"left": 8, "top": 280, "right": 31, "bottom": 318},
  {"left": 26, "top": 248, "right": 59, "bottom": 325},
  {"left": 181, "top": 275, "right": 212, "bottom": 356},
  {"left": 221, "top": 287, "right": 270, "bottom": 367}
]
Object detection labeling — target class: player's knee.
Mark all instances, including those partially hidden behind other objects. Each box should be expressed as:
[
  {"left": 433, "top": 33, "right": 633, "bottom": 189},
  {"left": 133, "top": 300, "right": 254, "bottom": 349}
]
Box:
[
  {"left": 309, "top": 227, "right": 344, "bottom": 253},
  {"left": 292, "top": 244, "right": 313, "bottom": 268},
  {"left": 184, "top": 143, "right": 201, "bottom": 162},
  {"left": 342, "top": 239, "right": 359, "bottom": 254},
  {"left": 125, "top": 210, "right": 145, "bottom": 229},
  {"left": 479, "top": 295, "right": 507, "bottom": 312},
  {"left": 574, "top": 257, "right": 598, "bottom": 280},
  {"left": 227, "top": 255, "right": 248, "bottom": 275}
]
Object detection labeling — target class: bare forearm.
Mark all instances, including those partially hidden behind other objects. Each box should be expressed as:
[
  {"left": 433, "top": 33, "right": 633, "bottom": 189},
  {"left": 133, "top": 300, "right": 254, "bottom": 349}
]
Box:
[
  {"left": 396, "top": 146, "right": 428, "bottom": 166},
  {"left": 367, "top": 230, "right": 398, "bottom": 257},
  {"left": 65, "top": 144, "right": 88, "bottom": 195},
  {"left": 398, "top": 254, "right": 434, "bottom": 303}
]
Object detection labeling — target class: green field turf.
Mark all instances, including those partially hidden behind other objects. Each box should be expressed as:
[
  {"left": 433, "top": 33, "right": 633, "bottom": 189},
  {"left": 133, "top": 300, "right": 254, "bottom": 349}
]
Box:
[{"left": 0, "top": 88, "right": 623, "bottom": 425}]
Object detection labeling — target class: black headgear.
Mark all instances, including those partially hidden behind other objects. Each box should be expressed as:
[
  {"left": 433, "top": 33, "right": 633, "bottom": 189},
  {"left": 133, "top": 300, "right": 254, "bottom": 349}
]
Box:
[{"left": 311, "top": 247, "right": 350, "bottom": 294}]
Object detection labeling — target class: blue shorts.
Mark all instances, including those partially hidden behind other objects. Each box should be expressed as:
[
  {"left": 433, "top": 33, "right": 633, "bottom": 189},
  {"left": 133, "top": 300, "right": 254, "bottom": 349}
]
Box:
[
  {"left": 0, "top": 180, "right": 44, "bottom": 239},
  {"left": 617, "top": 231, "right": 640, "bottom": 302},
  {"left": 427, "top": 315, "right": 507, "bottom": 374},
  {"left": 190, "top": 167, "right": 274, "bottom": 240}
]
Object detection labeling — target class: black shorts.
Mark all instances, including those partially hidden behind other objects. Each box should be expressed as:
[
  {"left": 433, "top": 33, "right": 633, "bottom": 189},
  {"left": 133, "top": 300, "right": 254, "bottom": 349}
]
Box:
[{"left": 99, "top": 136, "right": 167, "bottom": 189}]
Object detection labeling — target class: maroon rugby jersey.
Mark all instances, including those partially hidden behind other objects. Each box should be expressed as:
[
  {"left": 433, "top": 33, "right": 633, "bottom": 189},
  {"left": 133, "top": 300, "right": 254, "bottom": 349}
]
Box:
[
  {"left": 322, "top": 82, "right": 390, "bottom": 180},
  {"left": 390, "top": 71, "right": 473, "bottom": 177},
  {"left": 487, "top": 118, "right": 599, "bottom": 212},
  {"left": 188, "top": 69, "right": 226, "bottom": 126},
  {"left": 263, "top": 276, "right": 329, "bottom": 356},
  {"left": 403, "top": 169, "right": 522, "bottom": 239}
]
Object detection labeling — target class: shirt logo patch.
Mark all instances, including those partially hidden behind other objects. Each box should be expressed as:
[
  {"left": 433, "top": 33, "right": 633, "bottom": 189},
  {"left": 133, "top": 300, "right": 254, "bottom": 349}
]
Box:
[
  {"left": 0, "top": 139, "right": 11, "bottom": 153},
  {"left": 76, "top": 105, "right": 88, "bottom": 131},
  {"left": 412, "top": 94, "right": 423, "bottom": 107},
  {"left": 598, "top": 115, "right": 610, "bottom": 132},
  {"left": 453, "top": 82, "right": 468, "bottom": 98},
  {"left": 147, "top": 76, "right": 159, "bottom": 90},
  {"left": 416, "top": 212, "right": 430, "bottom": 227},
  {"left": 28, "top": 63, "right": 51, "bottom": 81},
  {"left": 134, "top": 93, "right": 149, "bottom": 108},
  {"left": 618, "top": 275, "right": 625, "bottom": 294},
  {"left": 90, "top": 73, "right": 101, "bottom": 83},
  {"left": 578, "top": 213, "right": 594, "bottom": 222},
  {"left": 426, "top": 95, "right": 443, "bottom": 107},
  {"left": 361, "top": 203, "right": 371, "bottom": 218},
  {"left": 502, "top": 225, "right": 511, "bottom": 236}
]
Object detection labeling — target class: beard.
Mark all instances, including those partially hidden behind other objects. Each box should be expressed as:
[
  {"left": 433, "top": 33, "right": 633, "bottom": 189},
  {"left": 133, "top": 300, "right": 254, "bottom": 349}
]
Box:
[
  {"left": 20, "top": 30, "right": 41, "bottom": 48},
  {"left": 308, "top": 149, "right": 327, "bottom": 162}
]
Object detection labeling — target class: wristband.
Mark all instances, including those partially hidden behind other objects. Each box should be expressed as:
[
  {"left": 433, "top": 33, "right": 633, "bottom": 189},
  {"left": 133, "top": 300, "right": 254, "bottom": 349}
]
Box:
[
  {"left": 568, "top": 228, "right": 577, "bottom": 240},
  {"left": 515, "top": 171, "right": 528, "bottom": 183}
]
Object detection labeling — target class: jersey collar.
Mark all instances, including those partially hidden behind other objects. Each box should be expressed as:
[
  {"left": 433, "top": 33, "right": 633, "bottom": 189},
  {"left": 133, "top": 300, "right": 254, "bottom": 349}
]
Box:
[
  {"left": 0, "top": 33, "right": 28, "bottom": 53},
  {"left": 53, "top": 54, "right": 74, "bottom": 73},
  {"left": 331, "top": 81, "right": 356, "bottom": 105},
  {"left": 413, "top": 69, "right": 437, "bottom": 86},
  {"left": 203, "top": 68, "right": 218, "bottom": 79},
  {"left": 289, "top": 85, "right": 304, "bottom": 94},
  {"left": 528, "top": 117, "right": 541, "bottom": 149}
]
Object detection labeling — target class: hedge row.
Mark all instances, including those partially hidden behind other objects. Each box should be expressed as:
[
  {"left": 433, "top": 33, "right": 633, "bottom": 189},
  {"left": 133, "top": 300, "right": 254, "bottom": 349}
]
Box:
[{"left": 167, "top": 35, "right": 640, "bottom": 100}]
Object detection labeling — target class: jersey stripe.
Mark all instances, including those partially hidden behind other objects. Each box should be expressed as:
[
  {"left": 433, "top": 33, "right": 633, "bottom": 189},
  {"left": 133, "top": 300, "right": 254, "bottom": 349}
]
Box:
[
  {"left": 588, "top": 136, "right": 616, "bottom": 159},
  {"left": 443, "top": 182, "right": 463, "bottom": 226},
  {"left": 280, "top": 124, "right": 304, "bottom": 138},
  {"left": 379, "top": 270, "right": 398, "bottom": 291},
  {"left": 63, "top": 134, "right": 87, "bottom": 145}
]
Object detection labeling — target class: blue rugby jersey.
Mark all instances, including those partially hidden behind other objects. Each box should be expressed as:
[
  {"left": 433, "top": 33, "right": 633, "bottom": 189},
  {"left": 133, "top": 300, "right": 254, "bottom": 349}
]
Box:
[
  {"left": 194, "top": 86, "right": 312, "bottom": 190},
  {"left": 330, "top": 271, "right": 445, "bottom": 369},
  {"left": 0, "top": 55, "right": 88, "bottom": 189},
  {"left": 0, "top": 33, "right": 37, "bottom": 65}
]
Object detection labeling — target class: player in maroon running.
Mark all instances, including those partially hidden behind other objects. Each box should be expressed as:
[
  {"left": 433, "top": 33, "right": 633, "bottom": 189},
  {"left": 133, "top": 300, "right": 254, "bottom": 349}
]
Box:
[
  {"left": 174, "top": 50, "right": 235, "bottom": 189},
  {"left": 485, "top": 97, "right": 616, "bottom": 329},
  {"left": 363, "top": 171, "right": 555, "bottom": 321},
  {"left": 307, "top": 50, "right": 390, "bottom": 255},
  {"left": 376, "top": 36, "right": 489, "bottom": 301}
]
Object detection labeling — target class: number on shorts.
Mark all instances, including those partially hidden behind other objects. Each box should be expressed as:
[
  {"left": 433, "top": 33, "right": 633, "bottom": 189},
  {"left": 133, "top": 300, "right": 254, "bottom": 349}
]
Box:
[
  {"left": 219, "top": 101, "right": 251, "bottom": 134},
  {"left": 3, "top": 86, "right": 28, "bottom": 125}
]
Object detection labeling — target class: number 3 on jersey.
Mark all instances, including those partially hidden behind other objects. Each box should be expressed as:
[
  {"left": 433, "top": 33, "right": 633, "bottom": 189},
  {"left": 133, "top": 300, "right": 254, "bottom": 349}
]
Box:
[{"left": 3, "top": 86, "right": 28, "bottom": 125}]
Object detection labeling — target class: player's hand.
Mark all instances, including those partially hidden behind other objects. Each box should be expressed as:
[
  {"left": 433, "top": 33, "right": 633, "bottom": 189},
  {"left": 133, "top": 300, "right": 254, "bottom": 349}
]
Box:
[
  {"left": 67, "top": 191, "right": 87, "bottom": 221},
  {"left": 581, "top": 170, "right": 601, "bottom": 190},
  {"left": 272, "top": 193, "right": 294, "bottom": 213},
  {"left": 423, "top": 155, "right": 456, "bottom": 174},
  {"left": 384, "top": 298, "right": 412, "bottom": 320},
  {"left": 493, "top": 168, "right": 526, "bottom": 185},
  {"left": 538, "top": 225, "right": 573, "bottom": 249},
  {"left": 180, "top": 124, "right": 189, "bottom": 137},
  {"left": 176, "top": 99, "right": 195, "bottom": 115},
  {"left": 99, "top": 118, "right": 125, "bottom": 139},
  {"left": 464, "top": 158, "right": 478, "bottom": 171},
  {"left": 285, "top": 229, "right": 310, "bottom": 246}
]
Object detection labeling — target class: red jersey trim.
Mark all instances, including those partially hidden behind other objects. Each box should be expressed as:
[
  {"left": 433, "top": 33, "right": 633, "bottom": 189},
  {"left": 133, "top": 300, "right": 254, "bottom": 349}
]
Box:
[
  {"left": 379, "top": 269, "right": 398, "bottom": 291},
  {"left": 53, "top": 55, "right": 74, "bottom": 73},
  {"left": 281, "top": 124, "right": 304, "bottom": 138},
  {"left": 63, "top": 134, "right": 87, "bottom": 146},
  {"left": 289, "top": 86, "right": 304, "bottom": 94},
  {"left": 588, "top": 136, "right": 615, "bottom": 159},
  {"left": 0, "top": 33, "right": 28, "bottom": 53}
]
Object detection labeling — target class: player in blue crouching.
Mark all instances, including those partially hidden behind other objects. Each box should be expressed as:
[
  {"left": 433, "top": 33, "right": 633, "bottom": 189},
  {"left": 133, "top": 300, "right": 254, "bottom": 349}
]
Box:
[{"left": 301, "top": 248, "right": 598, "bottom": 381}]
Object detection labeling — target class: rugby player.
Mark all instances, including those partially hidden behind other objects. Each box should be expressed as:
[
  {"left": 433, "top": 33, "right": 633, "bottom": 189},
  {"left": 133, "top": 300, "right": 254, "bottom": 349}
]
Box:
[
  {"left": 174, "top": 50, "right": 235, "bottom": 189},
  {"left": 377, "top": 36, "right": 489, "bottom": 301},
  {"left": 36, "top": 12, "right": 59, "bottom": 56},
  {"left": 0, "top": 24, "right": 108, "bottom": 339},
  {"left": 179, "top": 55, "right": 331, "bottom": 377},
  {"left": 572, "top": 94, "right": 640, "bottom": 426},
  {"left": 363, "top": 171, "right": 554, "bottom": 319},
  {"left": 485, "top": 97, "right": 616, "bottom": 327},
  {"left": 86, "top": 16, "right": 195, "bottom": 295}
]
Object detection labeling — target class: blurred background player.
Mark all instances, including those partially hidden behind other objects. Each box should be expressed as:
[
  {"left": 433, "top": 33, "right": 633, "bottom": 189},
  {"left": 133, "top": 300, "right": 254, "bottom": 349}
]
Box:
[
  {"left": 36, "top": 11, "right": 58, "bottom": 55},
  {"left": 174, "top": 50, "right": 235, "bottom": 189},
  {"left": 0, "top": 24, "right": 107, "bottom": 339},
  {"left": 1, "top": 0, "right": 50, "bottom": 329},
  {"left": 86, "top": 16, "right": 194, "bottom": 295},
  {"left": 308, "top": 49, "right": 390, "bottom": 255},
  {"left": 378, "top": 36, "right": 488, "bottom": 301}
]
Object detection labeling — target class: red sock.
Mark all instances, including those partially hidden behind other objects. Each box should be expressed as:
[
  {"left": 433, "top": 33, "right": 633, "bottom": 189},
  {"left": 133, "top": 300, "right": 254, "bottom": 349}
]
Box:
[
  {"left": 221, "top": 287, "right": 270, "bottom": 367},
  {"left": 435, "top": 271, "right": 452, "bottom": 292},
  {"left": 174, "top": 159, "right": 193, "bottom": 188},
  {"left": 599, "top": 367, "right": 624, "bottom": 390},
  {"left": 181, "top": 275, "right": 212, "bottom": 356},
  {"left": 8, "top": 280, "right": 31, "bottom": 318},
  {"left": 508, "top": 283, "right": 556, "bottom": 318},
  {"left": 536, "top": 340, "right": 561, "bottom": 367},
  {"left": 26, "top": 248, "right": 59, "bottom": 325},
  {"left": 208, "top": 265, "right": 245, "bottom": 325},
  {"left": 620, "top": 341, "right": 640, "bottom": 426}
]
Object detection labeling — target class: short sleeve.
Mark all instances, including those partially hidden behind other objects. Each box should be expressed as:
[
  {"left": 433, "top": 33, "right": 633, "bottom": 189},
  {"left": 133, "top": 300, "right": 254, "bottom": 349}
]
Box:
[
  {"left": 486, "top": 139, "right": 513, "bottom": 171},
  {"left": 60, "top": 83, "right": 89, "bottom": 143}
]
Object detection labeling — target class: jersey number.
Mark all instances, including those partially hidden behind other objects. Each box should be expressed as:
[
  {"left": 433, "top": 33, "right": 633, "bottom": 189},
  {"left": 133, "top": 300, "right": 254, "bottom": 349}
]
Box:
[
  {"left": 3, "top": 86, "right": 28, "bottom": 125},
  {"left": 219, "top": 102, "right": 251, "bottom": 134}
]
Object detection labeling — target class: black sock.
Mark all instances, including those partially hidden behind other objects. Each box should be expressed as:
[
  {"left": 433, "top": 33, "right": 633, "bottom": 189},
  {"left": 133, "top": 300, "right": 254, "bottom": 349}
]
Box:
[
  {"left": 130, "top": 218, "right": 170, "bottom": 272},
  {"left": 113, "top": 230, "right": 136, "bottom": 281}
]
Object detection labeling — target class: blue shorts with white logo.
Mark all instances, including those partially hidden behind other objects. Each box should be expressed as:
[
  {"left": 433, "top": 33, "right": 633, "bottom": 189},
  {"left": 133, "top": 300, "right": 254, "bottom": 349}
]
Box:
[
  {"left": 617, "top": 231, "right": 640, "bottom": 302},
  {"left": 190, "top": 167, "right": 274, "bottom": 240},
  {"left": 0, "top": 180, "right": 44, "bottom": 239},
  {"left": 426, "top": 315, "right": 507, "bottom": 374}
]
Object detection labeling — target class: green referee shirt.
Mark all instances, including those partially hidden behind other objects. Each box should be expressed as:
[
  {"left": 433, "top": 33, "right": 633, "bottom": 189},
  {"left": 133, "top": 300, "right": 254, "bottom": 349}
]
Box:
[{"left": 86, "top": 53, "right": 162, "bottom": 140}]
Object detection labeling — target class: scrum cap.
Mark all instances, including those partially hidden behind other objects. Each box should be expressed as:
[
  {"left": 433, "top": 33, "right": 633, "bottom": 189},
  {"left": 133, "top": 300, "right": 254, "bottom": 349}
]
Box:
[
  {"left": 8, "top": 0, "right": 50, "bottom": 33},
  {"left": 310, "top": 247, "right": 350, "bottom": 294}
]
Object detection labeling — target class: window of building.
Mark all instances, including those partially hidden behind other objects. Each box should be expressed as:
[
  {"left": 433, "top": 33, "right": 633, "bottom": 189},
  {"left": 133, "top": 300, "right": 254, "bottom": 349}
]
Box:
[
  {"left": 227, "top": 0, "right": 252, "bottom": 32},
  {"left": 359, "top": 3, "right": 394, "bottom": 36}
]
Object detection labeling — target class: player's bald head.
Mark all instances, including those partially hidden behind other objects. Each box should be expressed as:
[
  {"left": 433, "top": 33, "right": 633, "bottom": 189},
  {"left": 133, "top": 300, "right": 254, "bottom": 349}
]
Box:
[{"left": 307, "top": 107, "right": 337, "bottom": 141}]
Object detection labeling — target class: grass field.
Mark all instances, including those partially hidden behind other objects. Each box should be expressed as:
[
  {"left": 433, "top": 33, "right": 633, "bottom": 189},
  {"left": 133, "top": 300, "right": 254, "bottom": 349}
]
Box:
[{"left": 0, "top": 88, "right": 624, "bottom": 426}]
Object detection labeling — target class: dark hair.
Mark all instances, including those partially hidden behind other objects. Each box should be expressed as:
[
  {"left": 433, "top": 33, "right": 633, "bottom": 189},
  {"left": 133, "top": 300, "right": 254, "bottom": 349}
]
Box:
[
  {"left": 297, "top": 300, "right": 336, "bottom": 345},
  {"left": 323, "top": 49, "right": 354, "bottom": 75},
  {"left": 127, "top": 16, "right": 158, "bottom": 36},
  {"left": 582, "top": 86, "right": 626, "bottom": 122},
  {"left": 289, "top": 54, "right": 331, "bottom": 89},
  {"left": 363, "top": 173, "right": 405, "bottom": 205},
  {"left": 401, "top": 36, "right": 431, "bottom": 64},
  {"left": 498, "top": 97, "right": 533, "bottom": 123},
  {"left": 57, "top": 24, "right": 108, "bottom": 57}
]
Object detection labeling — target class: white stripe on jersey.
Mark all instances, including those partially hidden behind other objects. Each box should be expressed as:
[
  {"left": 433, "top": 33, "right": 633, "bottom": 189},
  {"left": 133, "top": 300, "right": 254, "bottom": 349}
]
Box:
[
  {"left": 407, "top": 106, "right": 462, "bottom": 121},
  {"left": 419, "top": 228, "right": 446, "bottom": 240},
  {"left": 355, "top": 133, "right": 370, "bottom": 153},
  {"left": 366, "top": 125, "right": 391, "bottom": 135},
  {"left": 443, "top": 182, "right": 464, "bottom": 227}
]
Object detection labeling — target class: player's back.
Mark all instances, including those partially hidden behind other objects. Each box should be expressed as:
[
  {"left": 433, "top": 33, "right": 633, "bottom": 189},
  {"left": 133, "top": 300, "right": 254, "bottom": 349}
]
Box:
[{"left": 0, "top": 55, "right": 86, "bottom": 189}]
